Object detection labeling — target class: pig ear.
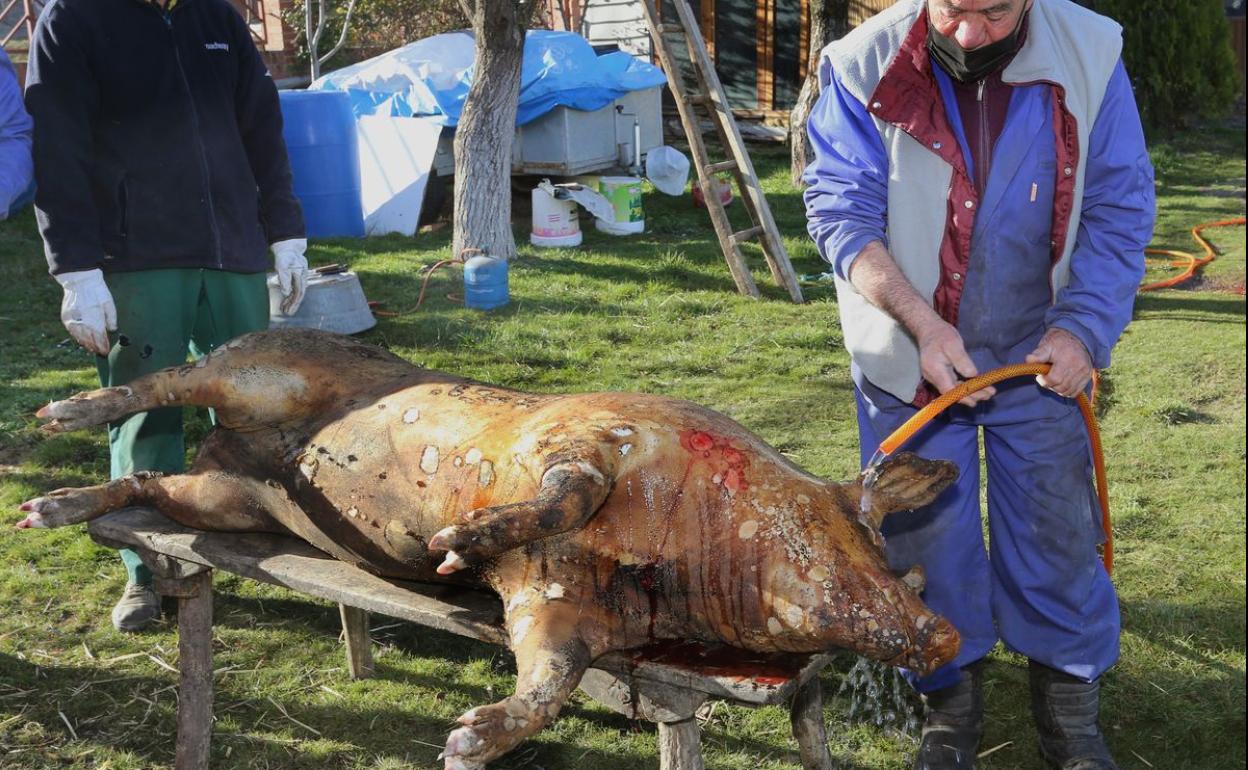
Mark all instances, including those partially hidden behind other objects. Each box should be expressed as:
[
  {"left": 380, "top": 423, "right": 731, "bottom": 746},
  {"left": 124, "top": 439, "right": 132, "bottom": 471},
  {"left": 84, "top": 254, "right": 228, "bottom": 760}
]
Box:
[{"left": 856, "top": 452, "right": 958, "bottom": 523}]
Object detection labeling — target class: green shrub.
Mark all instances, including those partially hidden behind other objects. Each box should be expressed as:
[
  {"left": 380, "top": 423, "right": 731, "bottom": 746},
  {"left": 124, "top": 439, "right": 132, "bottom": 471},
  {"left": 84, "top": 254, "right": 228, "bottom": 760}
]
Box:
[{"left": 1096, "top": 0, "right": 1240, "bottom": 135}]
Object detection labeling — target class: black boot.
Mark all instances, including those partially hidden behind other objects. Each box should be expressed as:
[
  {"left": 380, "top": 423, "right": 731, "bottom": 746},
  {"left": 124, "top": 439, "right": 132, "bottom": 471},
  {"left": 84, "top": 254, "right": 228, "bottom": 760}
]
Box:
[
  {"left": 1029, "top": 661, "right": 1119, "bottom": 770},
  {"left": 913, "top": 663, "right": 984, "bottom": 770}
]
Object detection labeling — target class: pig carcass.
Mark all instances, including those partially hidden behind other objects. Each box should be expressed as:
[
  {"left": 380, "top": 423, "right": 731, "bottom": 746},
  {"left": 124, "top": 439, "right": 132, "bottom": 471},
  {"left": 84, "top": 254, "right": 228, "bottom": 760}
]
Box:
[{"left": 18, "top": 328, "right": 959, "bottom": 769}]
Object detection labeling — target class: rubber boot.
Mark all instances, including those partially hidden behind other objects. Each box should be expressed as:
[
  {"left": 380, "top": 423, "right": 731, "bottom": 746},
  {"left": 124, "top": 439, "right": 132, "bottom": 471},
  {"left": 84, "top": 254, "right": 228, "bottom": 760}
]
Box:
[
  {"left": 1029, "top": 660, "right": 1119, "bottom": 770},
  {"left": 914, "top": 662, "right": 984, "bottom": 770},
  {"left": 111, "top": 582, "right": 161, "bottom": 632}
]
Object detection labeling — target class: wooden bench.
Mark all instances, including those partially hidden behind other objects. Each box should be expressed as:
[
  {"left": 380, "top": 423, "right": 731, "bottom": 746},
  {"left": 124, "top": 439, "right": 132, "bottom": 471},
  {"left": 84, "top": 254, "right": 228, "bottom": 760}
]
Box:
[{"left": 88, "top": 508, "right": 836, "bottom": 770}]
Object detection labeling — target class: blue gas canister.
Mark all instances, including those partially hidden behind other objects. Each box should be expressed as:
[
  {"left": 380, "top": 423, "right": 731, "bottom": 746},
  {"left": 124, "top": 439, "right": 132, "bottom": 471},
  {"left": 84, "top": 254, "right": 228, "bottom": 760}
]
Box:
[{"left": 463, "top": 253, "right": 509, "bottom": 310}]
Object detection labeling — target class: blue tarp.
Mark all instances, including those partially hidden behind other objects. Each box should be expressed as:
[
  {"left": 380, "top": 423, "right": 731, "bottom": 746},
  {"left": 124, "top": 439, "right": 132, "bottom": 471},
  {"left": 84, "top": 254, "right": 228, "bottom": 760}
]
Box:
[{"left": 309, "top": 30, "right": 668, "bottom": 127}]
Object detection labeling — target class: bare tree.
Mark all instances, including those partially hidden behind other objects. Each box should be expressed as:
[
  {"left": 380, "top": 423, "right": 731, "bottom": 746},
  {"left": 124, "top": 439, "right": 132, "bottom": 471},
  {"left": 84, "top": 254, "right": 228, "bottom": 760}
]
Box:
[
  {"left": 790, "top": 0, "right": 850, "bottom": 186},
  {"left": 452, "top": 0, "right": 540, "bottom": 262},
  {"left": 306, "top": 0, "right": 361, "bottom": 79}
]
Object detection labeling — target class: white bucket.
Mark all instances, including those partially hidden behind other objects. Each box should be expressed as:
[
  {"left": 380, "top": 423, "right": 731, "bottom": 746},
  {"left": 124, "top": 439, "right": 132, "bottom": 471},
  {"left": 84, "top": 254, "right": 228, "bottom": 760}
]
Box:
[
  {"left": 530, "top": 185, "right": 582, "bottom": 248},
  {"left": 595, "top": 175, "right": 645, "bottom": 235}
]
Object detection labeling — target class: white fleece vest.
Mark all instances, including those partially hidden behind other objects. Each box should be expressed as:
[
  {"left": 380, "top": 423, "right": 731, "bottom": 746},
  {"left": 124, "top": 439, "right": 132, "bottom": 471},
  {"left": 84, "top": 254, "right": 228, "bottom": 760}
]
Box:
[{"left": 819, "top": 0, "right": 1122, "bottom": 402}]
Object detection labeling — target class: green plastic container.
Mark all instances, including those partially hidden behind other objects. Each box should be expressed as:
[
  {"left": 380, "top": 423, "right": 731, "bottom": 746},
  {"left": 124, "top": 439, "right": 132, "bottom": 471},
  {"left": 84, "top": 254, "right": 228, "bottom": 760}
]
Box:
[{"left": 595, "top": 176, "right": 645, "bottom": 235}]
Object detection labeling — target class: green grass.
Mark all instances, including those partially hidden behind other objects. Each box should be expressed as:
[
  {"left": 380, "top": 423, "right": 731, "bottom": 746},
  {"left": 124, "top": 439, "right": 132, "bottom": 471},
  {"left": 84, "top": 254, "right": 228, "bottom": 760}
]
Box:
[{"left": 0, "top": 118, "right": 1243, "bottom": 769}]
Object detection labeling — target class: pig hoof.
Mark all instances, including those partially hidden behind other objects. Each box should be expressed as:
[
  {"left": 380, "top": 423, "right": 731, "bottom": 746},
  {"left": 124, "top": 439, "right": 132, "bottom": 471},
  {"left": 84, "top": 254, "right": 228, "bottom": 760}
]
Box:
[
  {"left": 436, "top": 551, "right": 468, "bottom": 575},
  {"left": 442, "top": 724, "right": 487, "bottom": 770},
  {"left": 14, "top": 504, "right": 46, "bottom": 529},
  {"left": 37, "top": 400, "right": 94, "bottom": 433},
  {"left": 16, "top": 497, "right": 49, "bottom": 528},
  {"left": 36, "top": 387, "right": 135, "bottom": 433},
  {"left": 13, "top": 485, "right": 117, "bottom": 529},
  {"left": 428, "top": 526, "right": 458, "bottom": 552}
]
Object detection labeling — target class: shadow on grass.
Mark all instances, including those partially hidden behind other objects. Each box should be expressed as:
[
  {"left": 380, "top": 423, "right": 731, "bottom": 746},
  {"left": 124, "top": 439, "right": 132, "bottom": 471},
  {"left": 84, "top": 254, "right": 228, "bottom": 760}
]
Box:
[
  {"left": 1134, "top": 292, "right": 1247, "bottom": 321},
  {"left": 206, "top": 584, "right": 861, "bottom": 768},
  {"left": 3, "top": 584, "right": 842, "bottom": 770},
  {"left": 1118, "top": 597, "right": 1246, "bottom": 679},
  {"left": 519, "top": 250, "right": 743, "bottom": 295}
]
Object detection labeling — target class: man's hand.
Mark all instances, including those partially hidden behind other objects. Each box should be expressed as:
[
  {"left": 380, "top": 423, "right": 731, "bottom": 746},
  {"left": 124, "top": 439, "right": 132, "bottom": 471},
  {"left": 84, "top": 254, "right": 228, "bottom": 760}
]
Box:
[
  {"left": 847, "top": 242, "right": 995, "bottom": 407},
  {"left": 1025, "top": 327, "right": 1092, "bottom": 398},
  {"left": 272, "top": 238, "right": 309, "bottom": 315},
  {"left": 54, "top": 268, "right": 116, "bottom": 356},
  {"left": 916, "top": 318, "right": 995, "bottom": 407}
]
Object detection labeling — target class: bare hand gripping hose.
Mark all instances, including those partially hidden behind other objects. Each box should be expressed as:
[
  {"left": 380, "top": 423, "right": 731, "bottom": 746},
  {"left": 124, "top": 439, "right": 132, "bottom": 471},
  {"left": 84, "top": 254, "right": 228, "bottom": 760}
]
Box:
[{"left": 870, "top": 363, "right": 1113, "bottom": 575}]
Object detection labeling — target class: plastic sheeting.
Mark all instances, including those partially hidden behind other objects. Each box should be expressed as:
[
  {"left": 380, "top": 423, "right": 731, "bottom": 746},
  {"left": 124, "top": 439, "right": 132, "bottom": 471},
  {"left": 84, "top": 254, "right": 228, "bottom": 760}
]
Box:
[{"left": 310, "top": 30, "right": 668, "bottom": 127}]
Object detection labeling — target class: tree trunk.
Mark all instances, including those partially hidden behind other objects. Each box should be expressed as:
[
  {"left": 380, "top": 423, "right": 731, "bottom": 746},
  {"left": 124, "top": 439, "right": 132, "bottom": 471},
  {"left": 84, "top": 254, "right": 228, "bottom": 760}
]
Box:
[
  {"left": 790, "top": 0, "right": 850, "bottom": 187},
  {"left": 452, "top": 0, "right": 535, "bottom": 261}
]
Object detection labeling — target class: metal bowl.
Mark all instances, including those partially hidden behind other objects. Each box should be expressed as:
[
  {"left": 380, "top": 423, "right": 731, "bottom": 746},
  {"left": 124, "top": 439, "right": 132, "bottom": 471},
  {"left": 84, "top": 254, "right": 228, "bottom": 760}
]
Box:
[{"left": 267, "top": 270, "right": 376, "bottom": 335}]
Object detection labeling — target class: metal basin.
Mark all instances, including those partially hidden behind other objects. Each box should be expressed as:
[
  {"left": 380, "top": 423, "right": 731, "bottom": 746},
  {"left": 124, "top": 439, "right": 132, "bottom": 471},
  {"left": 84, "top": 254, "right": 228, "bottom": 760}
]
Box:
[{"left": 267, "top": 270, "right": 376, "bottom": 335}]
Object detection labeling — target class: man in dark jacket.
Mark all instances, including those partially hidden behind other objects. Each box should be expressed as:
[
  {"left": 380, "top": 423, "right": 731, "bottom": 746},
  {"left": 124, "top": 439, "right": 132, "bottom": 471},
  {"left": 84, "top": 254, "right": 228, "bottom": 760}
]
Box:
[{"left": 26, "top": 0, "right": 308, "bottom": 631}]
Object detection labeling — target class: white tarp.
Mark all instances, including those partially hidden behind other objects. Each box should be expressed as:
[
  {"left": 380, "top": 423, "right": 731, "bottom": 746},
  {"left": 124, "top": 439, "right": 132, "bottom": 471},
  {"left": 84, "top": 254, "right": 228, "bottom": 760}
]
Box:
[{"left": 356, "top": 115, "right": 443, "bottom": 236}]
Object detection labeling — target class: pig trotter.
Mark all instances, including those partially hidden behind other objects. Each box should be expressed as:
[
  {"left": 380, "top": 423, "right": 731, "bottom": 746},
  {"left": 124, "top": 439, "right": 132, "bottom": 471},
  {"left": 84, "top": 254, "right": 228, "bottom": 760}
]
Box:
[
  {"left": 430, "top": 457, "right": 611, "bottom": 573},
  {"left": 37, "top": 386, "right": 140, "bottom": 433},
  {"left": 442, "top": 607, "right": 594, "bottom": 769},
  {"left": 436, "top": 551, "right": 470, "bottom": 576},
  {"left": 15, "top": 472, "right": 161, "bottom": 529}
]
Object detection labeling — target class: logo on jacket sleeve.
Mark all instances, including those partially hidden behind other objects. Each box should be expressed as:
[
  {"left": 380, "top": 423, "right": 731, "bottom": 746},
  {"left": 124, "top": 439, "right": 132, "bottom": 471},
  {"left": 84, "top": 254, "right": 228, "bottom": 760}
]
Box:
[{"left": 205, "top": 42, "right": 230, "bottom": 52}]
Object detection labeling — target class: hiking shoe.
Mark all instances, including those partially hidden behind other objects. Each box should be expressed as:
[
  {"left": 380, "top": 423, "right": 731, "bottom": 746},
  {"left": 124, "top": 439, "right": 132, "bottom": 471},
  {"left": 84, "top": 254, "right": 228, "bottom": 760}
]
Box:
[
  {"left": 1029, "top": 660, "right": 1119, "bottom": 770},
  {"left": 914, "top": 662, "right": 984, "bottom": 770},
  {"left": 111, "top": 582, "right": 161, "bottom": 632}
]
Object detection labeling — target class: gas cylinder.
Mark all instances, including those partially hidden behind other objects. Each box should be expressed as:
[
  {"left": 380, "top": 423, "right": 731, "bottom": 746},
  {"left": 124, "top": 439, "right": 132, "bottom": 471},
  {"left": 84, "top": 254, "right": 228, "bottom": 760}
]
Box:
[{"left": 463, "top": 252, "right": 509, "bottom": 311}]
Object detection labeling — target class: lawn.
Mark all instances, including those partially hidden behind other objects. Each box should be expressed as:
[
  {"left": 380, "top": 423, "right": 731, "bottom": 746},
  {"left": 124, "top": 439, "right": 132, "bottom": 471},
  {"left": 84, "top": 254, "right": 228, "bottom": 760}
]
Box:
[{"left": 0, "top": 118, "right": 1243, "bottom": 770}]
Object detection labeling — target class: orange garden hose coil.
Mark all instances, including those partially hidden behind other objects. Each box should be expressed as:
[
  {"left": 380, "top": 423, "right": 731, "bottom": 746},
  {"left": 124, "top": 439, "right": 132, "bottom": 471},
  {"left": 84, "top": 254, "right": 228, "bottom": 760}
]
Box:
[
  {"left": 871, "top": 363, "right": 1113, "bottom": 575},
  {"left": 1140, "top": 217, "right": 1246, "bottom": 292}
]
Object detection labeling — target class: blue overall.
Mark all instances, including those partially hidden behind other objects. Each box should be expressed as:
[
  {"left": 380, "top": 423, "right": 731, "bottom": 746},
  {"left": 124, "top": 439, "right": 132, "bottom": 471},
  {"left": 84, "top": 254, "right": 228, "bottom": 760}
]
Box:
[
  {"left": 804, "top": 57, "right": 1154, "bottom": 691},
  {"left": 0, "top": 48, "right": 32, "bottom": 219}
]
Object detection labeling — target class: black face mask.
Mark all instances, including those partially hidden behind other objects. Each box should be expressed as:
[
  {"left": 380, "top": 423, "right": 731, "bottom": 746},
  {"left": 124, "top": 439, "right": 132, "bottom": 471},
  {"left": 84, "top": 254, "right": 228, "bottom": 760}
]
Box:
[{"left": 927, "top": 8, "right": 1028, "bottom": 83}]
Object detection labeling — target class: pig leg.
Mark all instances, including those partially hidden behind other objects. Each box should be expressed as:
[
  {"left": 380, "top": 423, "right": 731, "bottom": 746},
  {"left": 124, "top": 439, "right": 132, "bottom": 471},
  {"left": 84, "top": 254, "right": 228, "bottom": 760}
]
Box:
[
  {"left": 854, "top": 451, "right": 959, "bottom": 528},
  {"left": 35, "top": 348, "right": 314, "bottom": 435},
  {"left": 428, "top": 453, "right": 611, "bottom": 574},
  {"left": 441, "top": 599, "right": 599, "bottom": 770},
  {"left": 16, "top": 468, "right": 291, "bottom": 534},
  {"left": 37, "top": 330, "right": 425, "bottom": 434}
]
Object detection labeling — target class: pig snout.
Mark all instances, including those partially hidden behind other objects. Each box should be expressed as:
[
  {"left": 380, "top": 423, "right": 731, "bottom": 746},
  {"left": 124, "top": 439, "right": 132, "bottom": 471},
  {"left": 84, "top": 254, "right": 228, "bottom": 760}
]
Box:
[
  {"left": 859, "top": 567, "right": 961, "bottom": 675},
  {"left": 899, "top": 613, "right": 959, "bottom": 675},
  {"left": 880, "top": 570, "right": 960, "bottom": 674}
]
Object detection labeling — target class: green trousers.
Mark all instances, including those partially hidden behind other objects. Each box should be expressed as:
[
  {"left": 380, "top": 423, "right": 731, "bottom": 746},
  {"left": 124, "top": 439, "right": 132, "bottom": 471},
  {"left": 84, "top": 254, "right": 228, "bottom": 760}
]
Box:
[{"left": 98, "top": 269, "right": 269, "bottom": 585}]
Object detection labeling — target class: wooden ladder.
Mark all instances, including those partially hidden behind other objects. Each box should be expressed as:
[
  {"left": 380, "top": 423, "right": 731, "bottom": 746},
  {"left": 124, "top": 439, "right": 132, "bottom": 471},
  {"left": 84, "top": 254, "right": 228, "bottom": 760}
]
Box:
[{"left": 639, "top": 0, "right": 804, "bottom": 303}]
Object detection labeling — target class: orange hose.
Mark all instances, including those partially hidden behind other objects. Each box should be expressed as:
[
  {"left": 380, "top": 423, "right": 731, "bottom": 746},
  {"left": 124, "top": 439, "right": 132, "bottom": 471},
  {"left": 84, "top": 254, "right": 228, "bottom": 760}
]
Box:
[
  {"left": 371, "top": 249, "right": 481, "bottom": 317},
  {"left": 875, "top": 363, "right": 1113, "bottom": 575},
  {"left": 1140, "top": 217, "right": 1245, "bottom": 292}
]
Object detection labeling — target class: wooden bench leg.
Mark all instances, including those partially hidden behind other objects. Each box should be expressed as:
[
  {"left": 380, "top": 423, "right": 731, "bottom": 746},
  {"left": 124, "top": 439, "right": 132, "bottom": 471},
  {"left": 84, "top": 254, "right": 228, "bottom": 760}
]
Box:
[
  {"left": 659, "top": 717, "right": 704, "bottom": 770},
  {"left": 577, "top": 668, "right": 708, "bottom": 769},
  {"left": 339, "top": 604, "right": 374, "bottom": 680},
  {"left": 160, "top": 569, "right": 214, "bottom": 770},
  {"left": 790, "top": 675, "right": 834, "bottom": 770}
]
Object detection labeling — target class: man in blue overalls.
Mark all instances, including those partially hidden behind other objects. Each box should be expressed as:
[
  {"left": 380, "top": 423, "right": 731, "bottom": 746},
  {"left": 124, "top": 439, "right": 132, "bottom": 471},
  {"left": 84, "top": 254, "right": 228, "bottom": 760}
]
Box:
[
  {"left": 0, "top": 47, "right": 32, "bottom": 219},
  {"left": 804, "top": 1, "right": 1155, "bottom": 768}
]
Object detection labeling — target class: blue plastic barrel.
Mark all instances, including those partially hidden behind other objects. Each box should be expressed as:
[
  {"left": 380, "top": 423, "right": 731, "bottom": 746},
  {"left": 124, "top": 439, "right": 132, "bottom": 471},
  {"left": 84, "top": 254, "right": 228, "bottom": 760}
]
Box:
[
  {"left": 463, "top": 254, "right": 509, "bottom": 310},
  {"left": 278, "top": 90, "right": 365, "bottom": 238}
]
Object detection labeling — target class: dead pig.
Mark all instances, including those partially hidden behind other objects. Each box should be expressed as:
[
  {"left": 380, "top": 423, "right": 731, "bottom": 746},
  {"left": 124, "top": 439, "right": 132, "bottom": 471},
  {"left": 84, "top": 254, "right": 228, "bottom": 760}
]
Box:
[{"left": 18, "top": 327, "right": 959, "bottom": 769}]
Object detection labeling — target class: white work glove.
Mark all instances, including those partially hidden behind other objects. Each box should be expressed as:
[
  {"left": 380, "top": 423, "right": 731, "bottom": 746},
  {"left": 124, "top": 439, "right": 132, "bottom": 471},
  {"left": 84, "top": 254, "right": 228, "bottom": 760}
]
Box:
[
  {"left": 54, "top": 268, "right": 117, "bottom": 356},
  {"left": 272, "top": 237, "right": 309, "bottom": 316}
]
